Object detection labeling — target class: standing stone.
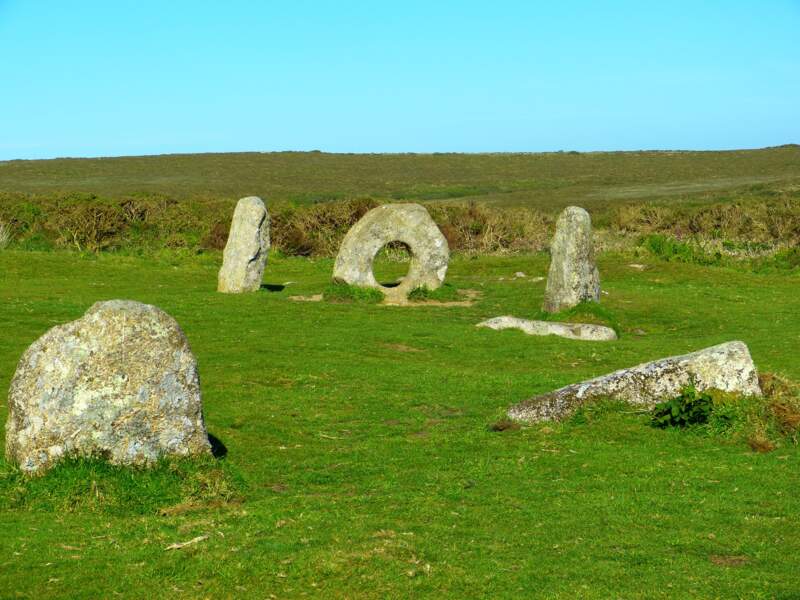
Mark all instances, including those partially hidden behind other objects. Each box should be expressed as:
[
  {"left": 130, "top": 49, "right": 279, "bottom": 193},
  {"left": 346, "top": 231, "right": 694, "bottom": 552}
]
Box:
[
  {"left": 218, "top": 196, "right": 270, "bottom": 293},
  {"left": 333, "top": 203, "right": 449, "bottom": 301},
  {"left": 542, "top": 206, "right": 600, "bottom": 313},
  {"left": 5, "top": 300, "right": 211, "bottom": 474}
]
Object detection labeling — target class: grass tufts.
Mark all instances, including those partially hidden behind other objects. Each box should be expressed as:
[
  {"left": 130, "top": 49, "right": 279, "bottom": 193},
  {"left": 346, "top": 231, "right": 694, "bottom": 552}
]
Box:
[
  {"left": 323, "top": 282, "right": 384, "bottom": 304},
  {"left": 488, "top": 419, "right": 521, "bottom": 432},
  {"left": 537, "top": 301, "right": 621, "bottom": 334},
  {"left": 0, "top": 455, "right": 245, "bottom": 516},
  {"left": 407, "top": 283, "right": 461, "bottom": 303}
]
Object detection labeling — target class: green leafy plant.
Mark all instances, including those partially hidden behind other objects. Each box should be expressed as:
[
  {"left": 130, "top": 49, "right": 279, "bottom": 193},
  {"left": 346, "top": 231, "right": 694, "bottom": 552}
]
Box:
[{"left": 651, "top": 384, "right": 715, "bottom": 428}]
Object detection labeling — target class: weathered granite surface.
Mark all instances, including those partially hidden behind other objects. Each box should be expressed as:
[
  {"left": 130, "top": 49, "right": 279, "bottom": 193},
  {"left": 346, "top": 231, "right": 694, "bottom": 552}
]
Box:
[
  {"left": 542, "top": 206, "right": 600, "bottom": 313},
  {"left": 332, "top": 203, "right": 449, "bottom": 301},
  {"left": 477, "top": 316, "right": 617, "bottom": 341},
  {"left": 508, "top": 341, "right": 761, "bottom": 423},
  {"left": 5, "top": 300, "right": 211, "bottom": 473},
  {"left": 218, "top": 196, "right": 270, "bottom": 293}
]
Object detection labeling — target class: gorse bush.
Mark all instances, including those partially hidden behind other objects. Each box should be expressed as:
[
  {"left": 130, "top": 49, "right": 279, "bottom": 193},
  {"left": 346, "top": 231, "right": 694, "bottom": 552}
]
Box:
[
  {"left": 1, "top": 181, "right": 799, "bottom": 260},
  {"left": 0, "top": 193, "right": 554, "bottom": 256}
]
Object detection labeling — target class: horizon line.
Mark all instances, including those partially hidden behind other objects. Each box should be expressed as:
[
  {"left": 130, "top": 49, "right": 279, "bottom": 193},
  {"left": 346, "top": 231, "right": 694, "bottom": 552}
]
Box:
[{"left": 2, "top": 143, "right": 799, "bottom": 163}]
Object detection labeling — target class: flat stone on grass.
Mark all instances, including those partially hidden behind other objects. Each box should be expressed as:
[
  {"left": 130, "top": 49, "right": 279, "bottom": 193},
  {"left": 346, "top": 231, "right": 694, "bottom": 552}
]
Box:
[
  {"left": 508, "top": 341, "right": 761, "bottom": 423},
  {"left": 477, "top": 316, "right": 617, "bottom": 341}
]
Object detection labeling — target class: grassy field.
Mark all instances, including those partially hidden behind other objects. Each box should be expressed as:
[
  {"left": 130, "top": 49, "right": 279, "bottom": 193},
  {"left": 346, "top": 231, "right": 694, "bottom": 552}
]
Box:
[
  {"left": 2, "top": 250, "right": 799, "bottom": 598},
  {"left": 2, "top": 146, "right": 799, "bottom": 209}
]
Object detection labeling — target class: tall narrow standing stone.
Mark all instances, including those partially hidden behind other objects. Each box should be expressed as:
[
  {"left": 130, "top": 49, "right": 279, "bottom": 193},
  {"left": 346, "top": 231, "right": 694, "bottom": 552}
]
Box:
[
  {"left": 218, "top": 196, "right": 270, "bottom": 293},
  {"left": 542, "top": 206, "right": 600, "bottom": 313}
]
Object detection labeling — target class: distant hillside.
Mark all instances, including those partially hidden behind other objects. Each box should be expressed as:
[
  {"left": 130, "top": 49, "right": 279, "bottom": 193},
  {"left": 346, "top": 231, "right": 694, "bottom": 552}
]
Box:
[{"left": 1, "top": 146, "right": 799, "bottom": 211}]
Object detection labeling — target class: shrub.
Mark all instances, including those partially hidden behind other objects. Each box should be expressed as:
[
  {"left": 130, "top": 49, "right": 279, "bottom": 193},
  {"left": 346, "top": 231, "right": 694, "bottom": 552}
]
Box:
[
  {"left": 1, "top": 183, "right": 799, "bottom": 259},
  {"left": 651, "top": 385, "right": 715, "bottom": 428},
  {"left": 200, "top": 220, "right": 230, "bottom": 251},
  {"left": 650, "top": 374, "right": 800, "bottom": 452}
]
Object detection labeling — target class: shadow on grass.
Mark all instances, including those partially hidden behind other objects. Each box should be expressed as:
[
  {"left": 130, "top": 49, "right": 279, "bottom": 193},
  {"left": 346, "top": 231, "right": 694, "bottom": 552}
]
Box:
[
  {"left": 207, "top": 433, "right": 228, "bottom": 458},
  {"left": 260, "top": 283, "right": 285, "bottom": 292}
]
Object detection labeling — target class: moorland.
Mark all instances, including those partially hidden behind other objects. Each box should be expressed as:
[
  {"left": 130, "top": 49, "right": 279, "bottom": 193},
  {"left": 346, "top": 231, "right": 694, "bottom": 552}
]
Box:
[{"left": 1, "top": 147, "right": 799, "bottom": 598}]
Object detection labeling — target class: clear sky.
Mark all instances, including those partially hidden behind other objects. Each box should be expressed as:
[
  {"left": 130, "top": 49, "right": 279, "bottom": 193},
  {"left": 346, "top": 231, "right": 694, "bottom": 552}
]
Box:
[{"left": 0, "top": 0, "right": 798, "bottom": 160}]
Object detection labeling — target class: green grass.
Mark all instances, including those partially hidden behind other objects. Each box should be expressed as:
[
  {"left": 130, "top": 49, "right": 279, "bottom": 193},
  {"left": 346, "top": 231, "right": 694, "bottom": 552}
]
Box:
[
  {"left": 1, "top": 250, "right": 800, "bottom": 598},
  {"left": 2, "top": 146, "right": 799, "bottom": 209},
  {"left": 323, "top": 282, "right": 384, "bottom": 304},
  {"left": 407, "top": 283, "right": 461, "bottom": 302},
  {"left": 536, "top": 301, "right": 622, "bottom": 335}
]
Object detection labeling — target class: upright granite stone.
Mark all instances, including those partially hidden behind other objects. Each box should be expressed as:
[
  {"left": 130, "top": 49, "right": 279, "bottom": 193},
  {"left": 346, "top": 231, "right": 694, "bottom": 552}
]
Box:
[
  {"left": 333, "top": 203, "right": 449, "bottom": 301},
  {"left": 218, "top": 196, "right": 270, "bottom": 293},
  {"left": 5, "top": 300, "right": 211, "bottom": 473},
  {"left": 542, "top": 206, "right": 600, "bottom": 313},
  {"left": 508, "top": 341, "right": 761, "bottom": 423}
]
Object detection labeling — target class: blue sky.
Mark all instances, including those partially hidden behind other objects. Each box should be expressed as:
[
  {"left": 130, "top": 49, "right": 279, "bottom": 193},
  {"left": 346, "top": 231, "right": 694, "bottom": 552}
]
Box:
[{"left": 0, "top": 0, "right": 798, "bottom": 159}]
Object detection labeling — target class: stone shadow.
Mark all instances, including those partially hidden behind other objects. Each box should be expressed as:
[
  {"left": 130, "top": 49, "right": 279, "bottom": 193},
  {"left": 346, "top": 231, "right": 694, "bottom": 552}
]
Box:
[{"left": 207, "top": 433, "right": 228, "bottom": 459}]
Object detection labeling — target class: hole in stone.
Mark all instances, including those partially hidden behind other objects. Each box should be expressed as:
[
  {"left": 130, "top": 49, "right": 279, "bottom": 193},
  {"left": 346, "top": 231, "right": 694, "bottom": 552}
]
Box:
[{"left": 373, "top": 241, "right": 411, "bottom": 288}]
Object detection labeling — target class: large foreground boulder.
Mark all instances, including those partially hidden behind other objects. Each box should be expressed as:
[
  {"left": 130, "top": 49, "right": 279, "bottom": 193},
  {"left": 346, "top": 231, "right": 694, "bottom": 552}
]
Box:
[
  {"left": 5, "top": 300, "right": 211, "bottom": 473},
  {"left": 542, "top": 206, "right": 600, "bottom": 313},
  {"left": 477, "top": 316, "right": 617, "bottom": 341},
  {"left": 508, "top": 341, "right": 761, "bottom": 423},
  {"left": 333, "top": 203, "right": 449, "bottom": 301},
  {"left": 218, "top": 196, "right": 270, "bottom": 293}
]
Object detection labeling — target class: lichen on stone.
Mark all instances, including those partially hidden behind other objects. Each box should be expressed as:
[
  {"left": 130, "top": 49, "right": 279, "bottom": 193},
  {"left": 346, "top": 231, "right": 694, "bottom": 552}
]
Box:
[
  {"left": 332, "top": 203, "right": 449, "bottom": 302},
  {"left": 5, "top": 300, "right": 211, "bottom": 474},
  {"left": 218, "top": 196, "right": 270, "bottom": 293},
  {"left": 508, "top": 341, "right": 762, "bottom": 423},
  {"left": 542, "top": 206, "right": 600, "bottom": 313}
]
